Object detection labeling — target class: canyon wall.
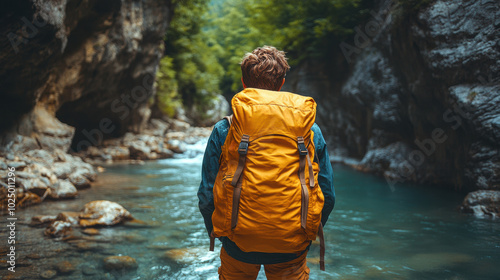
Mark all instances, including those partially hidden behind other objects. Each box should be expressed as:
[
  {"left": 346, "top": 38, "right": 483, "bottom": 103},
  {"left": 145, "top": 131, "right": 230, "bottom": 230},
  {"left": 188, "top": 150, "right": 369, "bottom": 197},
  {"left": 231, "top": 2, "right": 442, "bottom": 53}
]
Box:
[
  {"left": 284, "top": 0, "right": 500, "bottom": 192},
  {"left": 0, "top": 0, "right": 172, "bottom": 153}
]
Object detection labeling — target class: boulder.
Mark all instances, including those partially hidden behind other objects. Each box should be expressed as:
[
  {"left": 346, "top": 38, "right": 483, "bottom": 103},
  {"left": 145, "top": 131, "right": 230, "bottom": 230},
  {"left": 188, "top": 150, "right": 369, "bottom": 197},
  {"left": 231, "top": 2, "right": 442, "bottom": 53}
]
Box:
[
  {"left": 49, "top": 180, "right": 78, "bottom": 199},
  {"left": 51, "top": 162, "right": 74, "bottom": 179},
  {"left": 128, "top": 141, "right": 152, "bottom": 160},
  {"left": 68, "top": 170, "right": 92, "bottom": 189},
  {"left": 79, "top": 200, "right": 133, "bottom": 227},
  {"left": 166, "top": 139, "right": 187, "bottom": 154},
  {"left": 461, "top": 190, "right": 500, "bottom": 218}
]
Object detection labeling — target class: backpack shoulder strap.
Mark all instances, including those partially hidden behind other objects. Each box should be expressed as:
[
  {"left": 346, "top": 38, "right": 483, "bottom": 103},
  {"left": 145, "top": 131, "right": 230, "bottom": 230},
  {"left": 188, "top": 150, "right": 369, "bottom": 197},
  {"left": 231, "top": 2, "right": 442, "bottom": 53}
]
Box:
[{"left": 223, "top": 115, "right": 233, "bottom": 126}]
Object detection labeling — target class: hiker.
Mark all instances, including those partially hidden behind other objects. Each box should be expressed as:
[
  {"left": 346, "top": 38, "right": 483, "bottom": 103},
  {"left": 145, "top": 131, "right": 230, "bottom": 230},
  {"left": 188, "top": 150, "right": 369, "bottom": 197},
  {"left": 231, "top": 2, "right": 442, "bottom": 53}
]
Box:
[{"left": 198, "top": 46, "right": 335, "bottom": 280}]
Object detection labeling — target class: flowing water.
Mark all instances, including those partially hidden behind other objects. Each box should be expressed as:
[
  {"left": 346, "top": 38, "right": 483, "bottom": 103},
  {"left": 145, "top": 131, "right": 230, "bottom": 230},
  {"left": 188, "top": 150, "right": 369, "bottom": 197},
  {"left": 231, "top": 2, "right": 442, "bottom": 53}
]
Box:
[{"left": 1, "top": 139, "right": 500, "bottom": 280}]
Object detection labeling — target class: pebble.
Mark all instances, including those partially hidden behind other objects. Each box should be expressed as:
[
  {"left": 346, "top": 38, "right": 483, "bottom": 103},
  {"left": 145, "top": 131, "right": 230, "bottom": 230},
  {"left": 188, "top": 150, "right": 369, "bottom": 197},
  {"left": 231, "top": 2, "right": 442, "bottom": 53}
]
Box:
[
  {"left": 81, "top": 263, "right": 97, "bottom": 275},
  {"left": 55, "top": 260, "right": 76, "bottom": 274},
  {"left": 40, "top": 270, "right": 57, "bottom": 279},
  {"left": 82, "top": 228, "right": 100, "bottom": 235},
  {"left": 103, "top": 255, "right": 138, "bottom": 271}
]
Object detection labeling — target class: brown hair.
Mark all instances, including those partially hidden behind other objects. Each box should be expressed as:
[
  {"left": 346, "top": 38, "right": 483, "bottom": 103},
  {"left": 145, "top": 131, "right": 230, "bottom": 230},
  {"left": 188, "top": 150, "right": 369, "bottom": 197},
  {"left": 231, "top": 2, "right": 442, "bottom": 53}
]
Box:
[{"left": 240, "top": 46, "right": 290, "bottom": 91}]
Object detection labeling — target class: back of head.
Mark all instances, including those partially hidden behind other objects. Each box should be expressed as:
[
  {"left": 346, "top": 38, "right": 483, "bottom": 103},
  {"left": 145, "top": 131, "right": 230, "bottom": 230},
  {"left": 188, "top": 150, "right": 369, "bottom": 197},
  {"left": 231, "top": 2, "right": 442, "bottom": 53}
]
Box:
[{"left": 240, "top": 46, "right": 290, "bottom": 91}]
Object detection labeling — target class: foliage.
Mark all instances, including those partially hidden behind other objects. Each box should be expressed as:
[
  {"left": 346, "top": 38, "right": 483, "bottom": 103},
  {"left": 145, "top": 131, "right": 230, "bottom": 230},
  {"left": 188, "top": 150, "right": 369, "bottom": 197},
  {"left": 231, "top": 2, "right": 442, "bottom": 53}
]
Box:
[
  {"left": 155, "top": 56, "right": 181, "bottom": 117},
  {"left": 156, "top": 0, "right": 375, "bottom": 111},
  {"left": 156, "top": 0, "right": 223, "bottom": 117},
  {"left": 204, "top": 0, "right": 373, "bottom": 96},
  {"left": 246, "top": 0, "right": 373, "bottom": 64}
]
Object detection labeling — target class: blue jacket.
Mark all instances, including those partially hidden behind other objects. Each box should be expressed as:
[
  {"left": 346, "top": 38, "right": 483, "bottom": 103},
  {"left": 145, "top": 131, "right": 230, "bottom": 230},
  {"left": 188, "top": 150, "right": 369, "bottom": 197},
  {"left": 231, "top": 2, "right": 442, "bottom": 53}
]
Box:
[{"left": 198, "top": 119, "right": 335, "bottom": 264}]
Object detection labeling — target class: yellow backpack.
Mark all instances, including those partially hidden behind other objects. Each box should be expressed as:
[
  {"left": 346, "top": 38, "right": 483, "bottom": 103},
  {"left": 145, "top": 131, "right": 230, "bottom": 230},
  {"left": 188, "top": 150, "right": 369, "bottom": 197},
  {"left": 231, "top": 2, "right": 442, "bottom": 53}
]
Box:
[{"left": 210, "top": 88, "right": 325, "bottom": 270}]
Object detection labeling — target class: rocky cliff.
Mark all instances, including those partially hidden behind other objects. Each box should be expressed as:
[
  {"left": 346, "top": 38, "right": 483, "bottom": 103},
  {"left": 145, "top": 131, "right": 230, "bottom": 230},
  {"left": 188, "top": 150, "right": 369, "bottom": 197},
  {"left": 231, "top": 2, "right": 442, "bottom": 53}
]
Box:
[
  {"left": 0, "top": 0, "right": 173, "bottom": 209},
  {"left": 1, "top": 0, "right": 172, "bottom": 151},
  {"left": 284, "top": 0, "right": 500, "bottom": 196}
]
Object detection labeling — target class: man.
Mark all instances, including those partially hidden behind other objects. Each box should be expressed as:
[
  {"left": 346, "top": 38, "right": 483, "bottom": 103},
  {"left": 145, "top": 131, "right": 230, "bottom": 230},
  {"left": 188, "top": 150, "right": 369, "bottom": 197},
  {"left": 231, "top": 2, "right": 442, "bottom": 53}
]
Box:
[{"left": 198, "top": 46, "right": 335, "bottom": 280}]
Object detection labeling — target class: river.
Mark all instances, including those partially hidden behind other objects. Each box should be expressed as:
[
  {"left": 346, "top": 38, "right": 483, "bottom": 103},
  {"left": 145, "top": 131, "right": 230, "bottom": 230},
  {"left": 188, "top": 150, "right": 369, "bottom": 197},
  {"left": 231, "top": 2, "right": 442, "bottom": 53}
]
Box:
[{"left": 1, "top": 139, "right": 499, "bottom": 280}]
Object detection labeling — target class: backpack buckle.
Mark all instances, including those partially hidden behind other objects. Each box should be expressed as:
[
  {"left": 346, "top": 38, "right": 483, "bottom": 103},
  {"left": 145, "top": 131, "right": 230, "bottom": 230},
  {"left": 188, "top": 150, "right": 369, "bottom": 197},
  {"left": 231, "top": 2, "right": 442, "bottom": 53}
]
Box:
[
  {"left": 238, "top": 141, "right": 248, "bottom": 155},
  {"left": 297, "top": 136, "right": 308, "bottom": 156},
  {"left": 238, "top": 135, "right": 250, "bottom": 155}
]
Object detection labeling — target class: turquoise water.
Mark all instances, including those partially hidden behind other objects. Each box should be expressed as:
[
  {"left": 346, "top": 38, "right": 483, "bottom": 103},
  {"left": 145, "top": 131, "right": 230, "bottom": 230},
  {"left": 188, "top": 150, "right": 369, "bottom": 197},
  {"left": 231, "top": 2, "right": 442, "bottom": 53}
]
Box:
[{"left": 2, "top": 139, "right": 500, "bottom": 279}]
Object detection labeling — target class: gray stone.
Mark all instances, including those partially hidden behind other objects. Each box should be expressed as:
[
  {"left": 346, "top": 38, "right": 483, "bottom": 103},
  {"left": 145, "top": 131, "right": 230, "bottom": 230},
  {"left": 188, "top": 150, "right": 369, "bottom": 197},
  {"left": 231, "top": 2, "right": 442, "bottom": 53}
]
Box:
[
  {"left": 461, "top": 190, "right": 500, "bottom": 218},
  {"left": 103, "top": 256, "right": 138, "bottom": 271},
  {"left": 40, "top": 270, "right": 57, "bottom": 279},
  {"left": 49, "top": 180, "right": 78, "bottom": 199}
]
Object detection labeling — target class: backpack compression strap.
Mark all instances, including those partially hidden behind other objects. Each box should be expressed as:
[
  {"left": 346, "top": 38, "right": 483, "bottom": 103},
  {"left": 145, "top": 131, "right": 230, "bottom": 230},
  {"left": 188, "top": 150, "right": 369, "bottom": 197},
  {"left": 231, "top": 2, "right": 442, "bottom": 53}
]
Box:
[
  {"left": 230, "top": 134, "right": 250, "bottom": 229},
  {"left": 297, "top": 136, "right": 315, "bottom": 229},
  {"left": 319, "top": 223, "right": 325, "bottom": 271}
]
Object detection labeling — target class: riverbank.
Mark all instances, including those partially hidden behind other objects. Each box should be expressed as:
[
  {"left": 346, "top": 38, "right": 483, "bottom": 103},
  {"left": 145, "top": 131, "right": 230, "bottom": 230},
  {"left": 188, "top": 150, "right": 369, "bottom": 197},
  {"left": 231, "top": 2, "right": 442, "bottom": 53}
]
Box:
[{"left": 0, "top": 118, "right": 211, "bottom": 214}]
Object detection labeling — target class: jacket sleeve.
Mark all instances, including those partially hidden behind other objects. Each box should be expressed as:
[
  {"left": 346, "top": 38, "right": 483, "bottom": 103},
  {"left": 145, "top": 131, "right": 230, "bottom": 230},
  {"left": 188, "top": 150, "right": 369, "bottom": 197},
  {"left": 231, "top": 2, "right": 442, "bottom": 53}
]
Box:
[
  {"left": 197, "top": 120, "right": 227, "bottom": 236},
  {"left": 312, "top": 123, "right": 336, "bottom": 226}
]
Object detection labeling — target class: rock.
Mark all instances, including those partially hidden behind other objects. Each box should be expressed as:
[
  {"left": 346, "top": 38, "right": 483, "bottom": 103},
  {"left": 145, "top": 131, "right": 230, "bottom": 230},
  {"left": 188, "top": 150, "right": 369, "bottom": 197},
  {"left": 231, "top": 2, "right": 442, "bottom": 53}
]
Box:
[
  {"left": 170, "top": 119, "right": 191, "bottom": 131},
  {"left": 461, "top": 190, "right": 500, "bottom": 218},
  {"left": 128, "top": 141, "right": 152, "bottom": 160},
  {"left": 25, "top": 149, "right": 56, "bottom": 167},
  {"left": 6, "top": 161, "right": 27, "bottom": 169},
  {"left": 81, "top": 264, "right": 98, "bottom": 275},
  {"left": 45, "top": 221, "right": 73, "bottom": 237},
  {"left": 31, "top": 106, "right": 75, "bottom": 151},
  {"left": 187, "top": 94, "right": 230, "bottom": 127},
  {"left": 79, "top": 200, "right": 133, "bottom": 227},
  {"left": 103, "top": 256, "right": 138, "bottom": 271},
  {"left": 166, "top": 139, "right": 187, "bottom": 154},
  {"left": 17, "top": 177, "right": 48, "bottom": 196},
  {"left": 162, "top": 247, "right": 218, "bottom": 264},
  {"left": 49, "top": 180, "right": 78, "bottom": 199},
  {"left": 143, "top": 119, "right": 170, "bottom": 136},
  {"left": 40, "top": 270, "right": 57, "bottom": 279},
  {"left": 55, "top": 260, "right": 76, "bottom": 274},
  {"left": 68, "top": 170, "right": 92, "bottom": 189},
  {"left": 31, "top": 215, "right": 57, "bottom": 225},
  {"left": 51, "top": 162, "right": 74, "bottom": 179},
  {"left": 102, "top": 146, "right": 130, "bottom": 161},
  {"left": 81, "top": 228, "right": 100, "bottom": 236},
  {"left": 25, "top": 163, "right": 58, "bottom": 185},
  {"left": 404, "top": 252, "right": 473, "bottom": 271},
  {"left": 55, "top": 212, "right": 81, "bottom": 226},
  {"left": 283, "top": 0, "right": 500, "bottom": 192},
  {"left": 75, "top": 242, "right": 104, "bottom": 252},
  {"left": 16, "top": 192, "right": 43, "bottom": 208}
]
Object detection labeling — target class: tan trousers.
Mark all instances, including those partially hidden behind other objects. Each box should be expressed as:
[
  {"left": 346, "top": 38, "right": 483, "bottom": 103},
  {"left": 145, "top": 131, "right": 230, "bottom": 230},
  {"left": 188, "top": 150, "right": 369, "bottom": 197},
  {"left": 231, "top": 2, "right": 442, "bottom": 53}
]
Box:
[{"left": 218, "top": 247, "right": 310, "bottom": 280}]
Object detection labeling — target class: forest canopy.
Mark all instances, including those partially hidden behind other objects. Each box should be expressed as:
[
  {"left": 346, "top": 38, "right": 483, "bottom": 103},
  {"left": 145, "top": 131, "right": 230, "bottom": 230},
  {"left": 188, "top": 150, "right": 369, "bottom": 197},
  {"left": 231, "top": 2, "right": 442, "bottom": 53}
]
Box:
[{"left": 155, "top": 0, "right": 373, "bottom": 117}]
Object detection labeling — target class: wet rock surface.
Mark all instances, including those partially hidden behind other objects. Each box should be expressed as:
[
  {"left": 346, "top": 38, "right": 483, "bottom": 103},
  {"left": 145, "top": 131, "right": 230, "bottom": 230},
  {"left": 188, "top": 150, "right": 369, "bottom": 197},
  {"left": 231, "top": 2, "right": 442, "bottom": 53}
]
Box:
[
  {"left": 79, "top": 200, "right": 133, "bottom": 227},
  {"left": 0, "top": 117, "right": 210, "bottom": 213},
  {"left": 44, "top": 200, "right": 134, "bottom": 238},
  {"left": 461, "top": 190, "right": 500, "bottom": 218},
  {"left": 74, "top": 118, "right": 211, "bottom": 164},
  {"left": 103, "top": 256, "right": 138, "bottom": 271}
]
